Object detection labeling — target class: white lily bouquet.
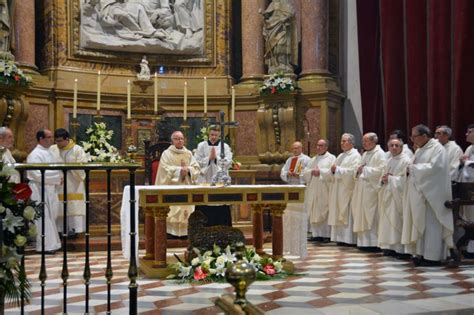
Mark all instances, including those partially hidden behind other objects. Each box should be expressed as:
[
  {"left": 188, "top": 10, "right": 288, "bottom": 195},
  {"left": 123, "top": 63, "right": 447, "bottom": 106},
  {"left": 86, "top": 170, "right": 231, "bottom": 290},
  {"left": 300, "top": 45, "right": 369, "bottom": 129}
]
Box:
[
  {"left": 81, "top": 122, "right": 123, "bottom": 162},
  {"left": 259, "top": 72, "right": 298, "bottom": 96},
  {"left": 168, "top": 244, "right": 286, "bottom": 283}
]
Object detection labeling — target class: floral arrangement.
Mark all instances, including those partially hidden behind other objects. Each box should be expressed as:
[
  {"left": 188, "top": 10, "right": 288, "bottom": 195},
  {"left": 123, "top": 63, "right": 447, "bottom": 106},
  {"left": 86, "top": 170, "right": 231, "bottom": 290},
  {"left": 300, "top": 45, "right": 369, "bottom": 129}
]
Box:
[
  {"left": 0, "top": 160, "right": 39, "bottom": 305},
  {"left": 168, "top": 244, "right": 286, "bottom": 282},
  {"left": 259, "top": 72, "right": 298, "bottom": 96},
  {"left": 196, "top": 126, "right": 209, "bottom": 144},
  {"left": 0, "top": 59, "right": 32, "bottom": 87},
  {"left": 81, "top": 122, "right": 123, "bottom": 162}
]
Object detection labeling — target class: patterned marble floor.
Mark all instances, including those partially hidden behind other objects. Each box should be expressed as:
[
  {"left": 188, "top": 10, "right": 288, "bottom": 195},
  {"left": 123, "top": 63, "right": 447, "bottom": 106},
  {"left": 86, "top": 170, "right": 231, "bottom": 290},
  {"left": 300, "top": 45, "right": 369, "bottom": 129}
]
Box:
[{"left": 6, "top": 242, "right": 474, "bottom": 314}]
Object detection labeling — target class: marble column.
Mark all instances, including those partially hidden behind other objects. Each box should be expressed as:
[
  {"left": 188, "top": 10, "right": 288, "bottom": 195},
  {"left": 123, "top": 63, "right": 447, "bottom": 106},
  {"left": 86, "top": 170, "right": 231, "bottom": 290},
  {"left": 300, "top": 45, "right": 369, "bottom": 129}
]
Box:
[
  {"left": 13, "top": 0, "right": 37, "bottom": 70},
  {"left": 301, "top": 0, "right": 329, "bottom": 75},
  {"left": 251, "top": 204, "right": 264, "bottom": 255},
  {"left": 241, "top": 0, "right": 266, "bottom": 82}
]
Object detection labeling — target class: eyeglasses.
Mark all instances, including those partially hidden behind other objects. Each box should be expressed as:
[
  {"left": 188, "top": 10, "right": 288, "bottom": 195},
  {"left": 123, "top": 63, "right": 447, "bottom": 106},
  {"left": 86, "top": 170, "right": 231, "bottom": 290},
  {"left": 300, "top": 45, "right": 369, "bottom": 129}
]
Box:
[
  {"left": 172, "top": 137, "right": 185, "bottom": 141},
  {"left": 389, "top": 144, "right": 401, "bottom": 147},
  {"left": 410, "top": 134, "right": 422, "bottom": 140}
]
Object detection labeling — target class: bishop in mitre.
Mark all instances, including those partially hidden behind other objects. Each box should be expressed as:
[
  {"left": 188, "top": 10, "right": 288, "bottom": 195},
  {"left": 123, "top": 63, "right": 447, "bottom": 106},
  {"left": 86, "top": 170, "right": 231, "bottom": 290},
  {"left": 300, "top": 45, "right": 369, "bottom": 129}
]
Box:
[
  {"left": 351, "top": 132, "right": 386, "bottom": 248},
  {"left": 303, "top": 139, "right": 336, "bottom": 241},
  {"left": 402, "top": 124, "right": 454, "bottom": 266},
  {"left": 328, "top": 133, "right": 361, "bottom": 245},
  {"left": 378, "top": 138, "right": 411, "bottom": 255},
  {"left": 155, "top": 131, "right": 200, "bottom": 237}
]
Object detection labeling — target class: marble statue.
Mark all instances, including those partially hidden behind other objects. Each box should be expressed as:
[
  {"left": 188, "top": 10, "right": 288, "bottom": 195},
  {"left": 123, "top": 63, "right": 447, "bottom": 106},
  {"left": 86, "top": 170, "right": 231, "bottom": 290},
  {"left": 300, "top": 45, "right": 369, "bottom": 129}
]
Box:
[
  {"left": 137, "top": 55, "right": 151, "bottom": 80},
  {"left": 261, "top": 0, "right": 298, "bottom": 74},
  {"left": 0, "top": 0, "right": 13, "bottom": 59},
  {"left": 80, "top": 0, "right": 204, "bottom": 55}
]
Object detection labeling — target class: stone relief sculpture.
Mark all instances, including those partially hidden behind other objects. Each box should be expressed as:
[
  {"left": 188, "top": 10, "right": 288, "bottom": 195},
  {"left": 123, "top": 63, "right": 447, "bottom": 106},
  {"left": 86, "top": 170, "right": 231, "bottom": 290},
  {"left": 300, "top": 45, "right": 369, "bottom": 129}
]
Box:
[
  {"left": 261, "top": 0, "right": 298, "bottom": 74},
  {"left": 0, "top": 0, "right": 13, "bottom": 59},
  {"left": 80, "top": 0, "right": 204, "bottom": 55},
  {"left": 137, "top": 55, "right": 151, "bottom": 80}
]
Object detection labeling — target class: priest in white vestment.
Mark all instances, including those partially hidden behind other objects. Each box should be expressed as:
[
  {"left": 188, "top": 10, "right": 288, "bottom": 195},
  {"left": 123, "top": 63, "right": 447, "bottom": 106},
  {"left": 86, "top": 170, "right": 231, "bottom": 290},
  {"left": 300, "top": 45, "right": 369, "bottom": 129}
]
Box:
[
  {"left": 27, "top": 129, "right": 63, "bottom": 253},
  {"left": 51, "top": 128, "right": 88, "bottom": 234},
  {"left": 435, "top": 125, "right": 463, "bottom": 181},
  {"left": 385, "top": 130, "right": 413, "bottom": 160},
  {"left": 352, "top": 133, "right": 386, "bottom": 248},
  {"left": 378, "top": 138, "right": 411, "bottom": 255},
  {"left": 457, "top": 124, "right": 474, "bottom": 254},
  {"left": 194, "top": 126, "right": 233, "bottom": 226},
  {"left": 0, "top": 126, "right": 20, "bottom": 183},
  {"left": 280, "top": 141, "right": 310, "bottom": 258},
  {"left": 402, "top": 124, "right": 454, "bottom": 265},
  {"left": 303, "top": 139, "right": 336, "bottom": 240},
  {"left": 155, "top": 131, "right": 200, "bottom": 236},
  {"left": 328, "top": 133, "right": 361, "bottom": 245}
]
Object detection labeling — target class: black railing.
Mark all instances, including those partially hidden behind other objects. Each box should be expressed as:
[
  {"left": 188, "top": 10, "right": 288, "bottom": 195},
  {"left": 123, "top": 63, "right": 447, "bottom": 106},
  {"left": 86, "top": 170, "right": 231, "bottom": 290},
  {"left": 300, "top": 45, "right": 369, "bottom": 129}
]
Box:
[{"left": 14, "top": 162, "right": 140, "bottom": 315}]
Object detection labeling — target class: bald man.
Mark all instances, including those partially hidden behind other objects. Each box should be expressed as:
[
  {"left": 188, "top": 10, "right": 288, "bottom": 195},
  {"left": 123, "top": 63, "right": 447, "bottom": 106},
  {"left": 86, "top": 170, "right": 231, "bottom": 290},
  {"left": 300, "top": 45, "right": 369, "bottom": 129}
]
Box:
[
  {"left": 280, "top": 141, "right": 310, "bottom": 258},
  {"left": 280, "top": 141, "right": 311, "bottom": 185},
  {"left": 155, "top": 131, "right": 200, "bottom": 237}
]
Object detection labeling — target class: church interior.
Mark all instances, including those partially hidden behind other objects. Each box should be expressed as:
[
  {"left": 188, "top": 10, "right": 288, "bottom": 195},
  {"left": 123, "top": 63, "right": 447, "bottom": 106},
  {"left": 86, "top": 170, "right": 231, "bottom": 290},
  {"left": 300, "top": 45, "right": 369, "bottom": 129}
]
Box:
[{"left": 1, "top": 0, "right": 474, "bottom": 314}]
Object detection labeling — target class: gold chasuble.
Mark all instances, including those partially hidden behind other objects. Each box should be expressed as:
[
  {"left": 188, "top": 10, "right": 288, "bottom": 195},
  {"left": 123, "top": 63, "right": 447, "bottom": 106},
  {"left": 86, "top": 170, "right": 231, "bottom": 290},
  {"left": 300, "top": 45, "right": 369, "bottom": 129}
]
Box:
[{"left": 155, "top": 145, "right": 200, "bottom": 236}]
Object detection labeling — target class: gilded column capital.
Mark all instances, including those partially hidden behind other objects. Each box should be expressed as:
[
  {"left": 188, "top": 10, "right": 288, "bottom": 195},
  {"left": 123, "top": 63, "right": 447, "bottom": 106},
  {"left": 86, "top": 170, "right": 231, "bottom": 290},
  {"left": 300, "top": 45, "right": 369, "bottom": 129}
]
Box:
[
  {"left": 250, "top": 204, "right": 264, "bottom": 214},
  {"left": 153, "top": 206, "right": 170, "bottom": 219},
  {"left": 269, "top": 204, "right": 286, "bottom": 217}
]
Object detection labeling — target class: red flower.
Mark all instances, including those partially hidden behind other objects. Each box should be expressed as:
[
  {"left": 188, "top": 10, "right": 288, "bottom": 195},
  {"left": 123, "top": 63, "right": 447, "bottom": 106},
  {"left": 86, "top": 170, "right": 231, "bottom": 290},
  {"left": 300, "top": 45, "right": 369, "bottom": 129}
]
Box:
[
  {"left": 263, "top": 264, "right": 276, "bottom": 275},
  {"left": 271, "top": 87, "right": 277, "bottom": 94},
  {"left": 12, "top": 183, "right": 32, "bottom": 201},
  {"left": 14, "top": 75, "right": 20, "bottom": 81},
  {"left": 193, "top": 266, "right": 208, "bottom": 280}
]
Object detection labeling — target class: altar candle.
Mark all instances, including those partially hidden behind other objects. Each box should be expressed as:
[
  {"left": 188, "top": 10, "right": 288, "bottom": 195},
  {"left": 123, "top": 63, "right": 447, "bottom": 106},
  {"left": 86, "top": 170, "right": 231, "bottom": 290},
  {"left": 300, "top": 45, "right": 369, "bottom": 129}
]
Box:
[
  {"left": 96, "top": 71, "right": 101, "bottom": 112},
  {"left": 184, "top": 81, "right": 188, "bottom": 121},
  {"left": 127, "top": 80, "right": 131, "bottom": 119},
  {"left": 203, "top": 77, "right": 207, "bottom": 114},
  {"left": 73, "top": 78, "right": 78, "bottom": 119},
  {"left": 154, "top": 72, "right": 158, "bottom": 114},
  {"left": 231, "top": 86, "right": 235, "bottom": 121}
]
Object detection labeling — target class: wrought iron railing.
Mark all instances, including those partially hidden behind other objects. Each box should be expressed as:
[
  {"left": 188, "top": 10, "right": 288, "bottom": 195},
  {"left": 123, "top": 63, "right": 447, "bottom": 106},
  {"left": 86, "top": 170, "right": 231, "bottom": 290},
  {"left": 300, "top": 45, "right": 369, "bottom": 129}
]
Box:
[{"left": 14, "top": 162, "right": 140, "bottom": 315}]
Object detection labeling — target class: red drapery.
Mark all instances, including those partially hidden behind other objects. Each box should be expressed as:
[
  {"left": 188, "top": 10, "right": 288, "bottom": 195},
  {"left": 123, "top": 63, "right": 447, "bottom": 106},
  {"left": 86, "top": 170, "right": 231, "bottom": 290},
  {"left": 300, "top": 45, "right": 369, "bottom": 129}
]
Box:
[{"left": 357, "top": 0, "right": 474, "bottom": 148}]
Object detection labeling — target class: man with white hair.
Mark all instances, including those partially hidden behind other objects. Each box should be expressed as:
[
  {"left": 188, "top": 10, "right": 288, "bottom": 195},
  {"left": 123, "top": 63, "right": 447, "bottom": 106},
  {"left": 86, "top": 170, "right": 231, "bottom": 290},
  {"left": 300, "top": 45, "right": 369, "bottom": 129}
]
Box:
[
  {"left": 0, "top": 126, "right": 20, "bottom": 183},
  {"left": 280, "top": 141, "right": 310, "bottom": 258},
  {"left": 378, "top": 138, "right": 411, "bottom": 256},
  {"left": 352, "top": 132, "right": 386, "bottom": 249},
  {"left": 402, "top": 124, "right": 454, "bottom": 266},
  {"left": 328, "top": 133, "right": 361, "bottom": 245},
  {"left": 435, "top": 125, "right": 463, "bottom": 181},
  {"left": 303, "top": 139, "right": 336, "bottom": 241},
  {"left": 155, "top": 130, "right": 200, "bottom": 237}
]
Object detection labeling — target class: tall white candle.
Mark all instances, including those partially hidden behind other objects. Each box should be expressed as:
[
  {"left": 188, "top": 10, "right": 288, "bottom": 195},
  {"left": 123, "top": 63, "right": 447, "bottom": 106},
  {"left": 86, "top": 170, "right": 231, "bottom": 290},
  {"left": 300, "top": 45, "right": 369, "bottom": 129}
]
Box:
[
  {"left": 231, "top": 86, "right": 235, "bottom": 121},
  {"left": 154, "top": 72, "right": 158, "bottom": 114},
  {"left": 97, "top": 71, "right": 101, "bottom": 112},
  {"left": 127, "top": 80, "right": 131, "bottom": 119},
  {"left": 73, "top": 78, "right": 78, "bottom": 119},
  {"left": 184, "top": 81, "right": 188, "bottom": 121},
  {"left": 203, "top": 77, "right": 207, "bottom": 114}
]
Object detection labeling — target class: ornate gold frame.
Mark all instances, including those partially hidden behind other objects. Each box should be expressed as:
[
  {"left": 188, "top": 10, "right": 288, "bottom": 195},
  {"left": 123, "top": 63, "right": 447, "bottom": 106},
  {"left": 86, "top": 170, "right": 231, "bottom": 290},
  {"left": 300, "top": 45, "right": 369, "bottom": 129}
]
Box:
[{"left": 67, "top": 0, "right": 217, "bottom": 66}]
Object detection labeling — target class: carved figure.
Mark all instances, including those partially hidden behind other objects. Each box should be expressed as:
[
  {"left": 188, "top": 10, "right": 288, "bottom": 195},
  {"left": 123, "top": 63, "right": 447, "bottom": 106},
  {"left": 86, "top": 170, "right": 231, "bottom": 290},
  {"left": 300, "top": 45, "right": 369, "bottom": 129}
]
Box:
[
  {"left": 0, "top": 0, "right": 13, "bottom": 58},
  {"left": 80, "top": 0, "right": 204, "bottom": 54},
  {"left": 137, "top": 55, "right": 151, "bottom": 80},
  {"left": 187, "top": 210, "right": 245, "bottom": 255},
  {"left": 261, "top": 0, "right": 297, "bottom": 74},
  {"left": 97, "top": 0, "right": 168, "bottom": 40},
  {"left": 174, "top": 0, "right": 203, "bottom": 39}
]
